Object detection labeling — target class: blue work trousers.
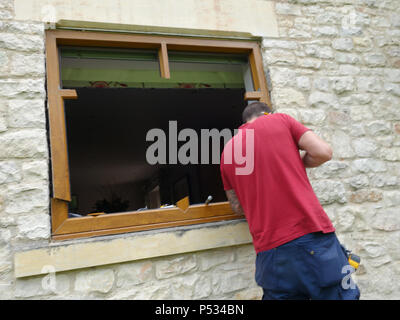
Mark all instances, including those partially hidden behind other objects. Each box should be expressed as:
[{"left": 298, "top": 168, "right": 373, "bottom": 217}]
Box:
[{"left": 255, "top": 232, "right": 361, "bottom": 300}]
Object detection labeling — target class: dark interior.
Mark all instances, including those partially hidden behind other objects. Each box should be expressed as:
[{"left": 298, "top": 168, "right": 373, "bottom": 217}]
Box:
[{"left": 64, "top": 88, "right": 245, "bottom": 215}]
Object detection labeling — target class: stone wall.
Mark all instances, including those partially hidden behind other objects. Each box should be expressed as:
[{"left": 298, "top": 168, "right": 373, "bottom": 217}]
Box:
[
  {"left": 0, "top": 0, "right": 51, "bottom": 299},
  {"left": 10, "top": 244, "right": 259, "bottom": 300},
  {"left": 0, "top": 0, "right": 399, "bottom": 299}
]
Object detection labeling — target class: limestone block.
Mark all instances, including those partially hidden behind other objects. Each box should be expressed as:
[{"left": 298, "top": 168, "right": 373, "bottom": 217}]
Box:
[
  {"left": 0, "top": 160, "right": 21, "bottom": 184},
  {"left": 331, "top": 76, "right": 355, "bottom": 94},
  {"left": 360, "top": 242, "right": 386, "bottom": 259},
  {"left": 332, "top": 38, "right": 354, "bottom": 51},
  {"left": 390, "top": 14, "right": 400, "bottom": 28},
  {"left": 14, "top": 272, "right": 70, "bottom": 298},
  {"left": 384, "top": 69, "right": 400, "bottom": 83},
  {"left": 235, "top": 244, "right": 256, "bottom": 263},
  {"left": 338, "top": 64, "right": 361, "bottom": 75},
  {"left": 16, "top": 214, "right": 50, "bottom": 240},
  {"left": 0, "top": 79, "right": 45, "bottom": 99},
  {"left": 212, "top": 270, "right": 253, "bottom": 295},
  {"left": 268, "top": 67, "right": 297, "bottom": 87},
  {"left": 264, "top": 49, "right": 296, "bottom": 66},
  {"left": 349, "top": 189, "right": 383, "bottom": 203},
  {"left": 10, "top": 52, "right": 45, "bottom": 76},
  {"left": 233, "top": 287, "right": 263, "bottom": 300},
  {"left": 349, "top": 105, "right": 374, "bottom": 122},
  {"left": 369, "top": 255, "right": 392, "bottom": 268},
  {"left": 347, "top": 174, "right": 369, "bottom": 189},
  {"left": 272, "top": 87, "right": 307, "bottom": 107},
  {"left": 0, "top": 33, "right": 44, "bottom": 52},
  {"left": 363, "top": 53, "right": 387, "bottom": 67},
  {"left": 14, "top": 276, "right": 53, "bottom": 298},
  {"left": 369, "top": 173, "right": 398, "bottom": 188},
  {"left": 313, "top": 26, "right": 339, "bottom": 37},
  {"left": 329, "top": 110, "right": 352, "bottom": 125},
  {"left": 262, "top": 39, "right": 298, "bottom": 50},
  {"left": 337, "top": 206, "right": 356, "bottom": 232},
  {"left": 311, "top": 160, "right": 348, "bottom": 179},
  {"left": 136, "top": 283, "right": 171, "bottom": 300},
  {"left": 365, "top": 120, "right": 392, "bottom": 136},
  {"left": 0, "top": 21, "right": 44, "bottom": 35},
  {"left": 0, "top": 99, "right": 7, "bottom": 132},
  {"left": 309, "top": 91, "right": 338, "bottom": 108},
  {"left": 193, "top": 275, "right": 212, "bottom": 299},
  {"left": 8, "top": 99, "right": 45, "bottom": 128},
  {"left": 197, "top": 248, "right": 235, "bottom": 272},
  {"left": 0, "top": 129, "right": 47, "bottom": 158},
  {"left": 0, "top": 50, "right": 9, "bottom": 76},
  {"left": 351, "top": 158, "right": 387, "bottom": 173},
  {"left": 21, "top": 160, "right": 48, "bottom": 183},
  {"left": 340, "top": 93, "right": 371, "bottom": 105},
  {"left": 169, "top": 273, "right": 200, "bottom": 299},
  {"left": 297, "top": 57, "right": 322, "bottom": 69},
  {"left": 352, "top": 137, "right": 378, "bottom": 157},
  {"left": 0, "top": 9, "right": 12, "bottom": 20},
  {"left": 371, "top": 16, "right": 391, "bottom": 28},
  {"left": 349, "top": 123, "right": 366, "bottom": 137},
  {"left": 384, "top": 82, "right": 400, "bottom": 97},
  {"left": 310, "top": 180, "right": 347, "bottom": 205},
  {"left": 5, "top": 182, "right": 49, "bottom": 215},
  {"left": 0, "top": 243, "right": 12, "bottom": 274},
  {"left": 296, "top": 76, "right": 311, "bottom": 91},
  {"left": 305, "top": 45, "right": 334, "bottom": 59},
  {"left": 330, "top": 130, "right": 355, "bottom": 158},
  {"left": 335, "top": 52, "right": 360, "bottom": 64},
  {"left": 116, "top": 261, "right": 153, "bottom": 288},
  {"left": 74, "top": 268, "right": 115, "bottom": 294},
  {"left": 0, "top": 216, "right": 16, "bottom": 228},
  {"left": 375, "top": 95, "right": 400, "bottom": 120},
  {"left": 380, "top": 147, "right": 400, "bottom": 161},
  {"left": 155, "top": 255, "right": 197, "bottom": 279},
  {"left": 381, "top": 233, "right": 400, "bottom": 261},
  {"left": 383, "top": 191, "right": 400, "bottom": 207},
  {"left": 313, "top": 77, "right": 330, "bottom": 92},
  {"left": 275, "top": 3, "right": 302, "bottom": 16},
  {"left": 372, "top": 208, "right": 400, "bottom": 231},
  {"left": 357, "top": 77, "right": 382, "bottom": 93},
  {"left": 315, "top": 11, "right": 343, "bottom": 25}
]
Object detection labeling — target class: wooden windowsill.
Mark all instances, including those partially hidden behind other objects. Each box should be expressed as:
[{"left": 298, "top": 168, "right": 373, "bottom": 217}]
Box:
[{"left": 14, "top": 219, "right": 251, "bottom": 278}]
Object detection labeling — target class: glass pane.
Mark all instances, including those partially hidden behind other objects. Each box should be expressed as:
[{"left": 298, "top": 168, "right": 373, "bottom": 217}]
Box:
[
  {"left": 60, "top": 46, "right": 160, "bottom": 88},
  {"left": 167, "top": 51, "right": 251, "bottom": 89}
]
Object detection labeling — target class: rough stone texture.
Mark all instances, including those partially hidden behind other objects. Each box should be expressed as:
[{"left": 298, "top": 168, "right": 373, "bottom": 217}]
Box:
[
  {"left": 155, "top": 255, "right": 197, "bottom": 280},
  {"left": 74, "top": 268, "right": 115, "bottom": 295},
  {"left": 0, "top": 0, "right": 399, "bottom": 300},
  {"left": 0, "top": 0, "right": 53, "bottom": 299}
]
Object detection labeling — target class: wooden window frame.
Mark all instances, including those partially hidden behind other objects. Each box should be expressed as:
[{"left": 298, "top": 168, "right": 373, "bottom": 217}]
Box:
[{"left": 46, "top": 29, "right": 271, "bottom": 241}]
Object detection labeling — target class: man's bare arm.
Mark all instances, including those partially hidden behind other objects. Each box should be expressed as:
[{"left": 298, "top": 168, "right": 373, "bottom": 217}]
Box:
[
  {"left": 299, "top": 131, "right": 333, "bottom": 168},
  {"left": 225, "top": 189, "right": 244, "bottom": 215}
]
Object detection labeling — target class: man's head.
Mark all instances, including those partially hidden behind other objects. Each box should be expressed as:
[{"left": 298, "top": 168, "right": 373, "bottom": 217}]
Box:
[{"left": 242, "top": 102, "right": 273, "bottom": 123}]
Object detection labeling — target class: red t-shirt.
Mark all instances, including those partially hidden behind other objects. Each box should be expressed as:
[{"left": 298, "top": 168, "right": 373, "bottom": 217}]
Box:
[{"left": 220, "top": 113, "right": 335, "bottom": 253}]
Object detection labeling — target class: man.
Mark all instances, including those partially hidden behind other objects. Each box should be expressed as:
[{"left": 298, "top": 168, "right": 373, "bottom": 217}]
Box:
[{"left": 220, "top": 102, "right": 360, "bottom": 300}]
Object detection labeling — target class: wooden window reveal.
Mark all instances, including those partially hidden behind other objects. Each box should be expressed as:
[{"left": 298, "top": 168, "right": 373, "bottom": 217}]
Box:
[{"left": 45, "top": 30, "right": 271, "bottom": 240}]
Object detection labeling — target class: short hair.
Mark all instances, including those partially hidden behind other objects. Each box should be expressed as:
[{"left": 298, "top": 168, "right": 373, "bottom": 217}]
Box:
[{"left": 242, "top": 102, "right": 273, "bottom": 123}]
